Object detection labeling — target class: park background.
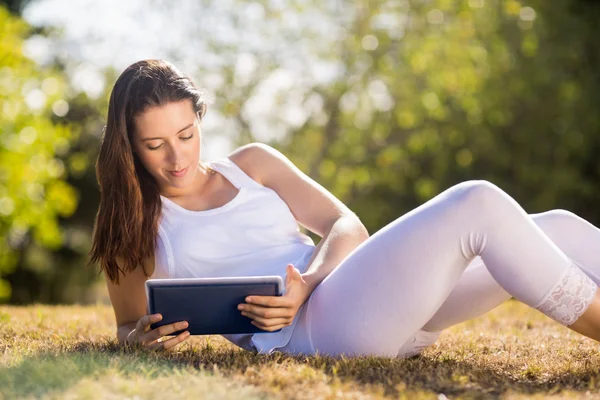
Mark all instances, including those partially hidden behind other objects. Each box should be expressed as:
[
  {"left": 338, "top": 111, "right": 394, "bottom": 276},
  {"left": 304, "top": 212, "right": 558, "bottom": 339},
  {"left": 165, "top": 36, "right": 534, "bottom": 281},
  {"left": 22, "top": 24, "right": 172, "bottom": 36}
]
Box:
[
  {"left": 1, "top": 0, "right": 599, "bottom": 307},
  {"left": 3, "top": 1, "right": 600, "bottom": 398}
]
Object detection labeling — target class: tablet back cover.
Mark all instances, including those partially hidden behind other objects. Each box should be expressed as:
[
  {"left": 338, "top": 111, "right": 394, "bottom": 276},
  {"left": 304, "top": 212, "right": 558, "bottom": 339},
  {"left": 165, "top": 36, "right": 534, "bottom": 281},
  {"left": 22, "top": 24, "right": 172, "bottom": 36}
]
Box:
[{"left": 148, "top": 282, "right": 281, "bottom": 335}]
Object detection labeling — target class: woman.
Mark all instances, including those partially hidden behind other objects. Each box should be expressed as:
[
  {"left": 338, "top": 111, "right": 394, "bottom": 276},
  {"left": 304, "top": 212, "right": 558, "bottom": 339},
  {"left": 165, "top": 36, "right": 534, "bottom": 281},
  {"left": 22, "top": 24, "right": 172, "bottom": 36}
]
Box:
[{"left": 89, "top": 59, "right": 600, "bottom": 358}]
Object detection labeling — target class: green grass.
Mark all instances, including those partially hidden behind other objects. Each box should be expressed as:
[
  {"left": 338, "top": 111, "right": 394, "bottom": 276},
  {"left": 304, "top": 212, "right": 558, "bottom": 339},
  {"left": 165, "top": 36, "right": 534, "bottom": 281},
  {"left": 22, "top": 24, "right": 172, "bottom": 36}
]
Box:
[{"left": 1, "top": 301, "right": 600, "bottom": 399}]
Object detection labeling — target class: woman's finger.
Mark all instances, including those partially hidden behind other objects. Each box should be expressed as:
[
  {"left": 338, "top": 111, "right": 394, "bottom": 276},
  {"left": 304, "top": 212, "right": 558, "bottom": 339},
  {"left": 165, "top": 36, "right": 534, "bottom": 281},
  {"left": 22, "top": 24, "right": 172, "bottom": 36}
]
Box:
[
  {"left": 251, "top": 321, "right": 289, "bottom": 332},
  {"left": 242, "top": 312, "right": 292, "bottom": 327},
  {"left": 244, "top": 295, "right": 293, "bottom": 308},
  {"left": 147, "top": 337, "right": 164, "bottom": 350},
  {"left": 144, "top": 320, "right": 189, "bottom": 343},
  {"left": 147, "top": 330, "right": 191, "bottom": 351},
  {"left": 240, "top": 305, "right": 291, "bottom": 319},
  {"left": 137, "top": 313, "right": 162, "bottom": 333},
  {"left": 162, "top": 331, "right": 191, "bottom": 351}
]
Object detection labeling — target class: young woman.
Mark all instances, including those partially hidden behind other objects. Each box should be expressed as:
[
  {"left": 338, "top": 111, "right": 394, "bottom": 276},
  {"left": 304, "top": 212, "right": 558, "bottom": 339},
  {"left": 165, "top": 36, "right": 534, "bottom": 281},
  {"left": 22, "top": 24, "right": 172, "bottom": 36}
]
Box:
[{"left": 89, "top": 59, "right": 600, "bottom": 358}]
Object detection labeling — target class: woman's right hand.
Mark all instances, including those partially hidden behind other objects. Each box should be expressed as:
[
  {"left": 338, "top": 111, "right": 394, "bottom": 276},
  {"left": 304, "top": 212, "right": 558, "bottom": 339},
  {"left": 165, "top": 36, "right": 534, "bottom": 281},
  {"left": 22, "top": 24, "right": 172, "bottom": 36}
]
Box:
[{"left": 126, "top": 313, "right": 191, "bottom": 351}]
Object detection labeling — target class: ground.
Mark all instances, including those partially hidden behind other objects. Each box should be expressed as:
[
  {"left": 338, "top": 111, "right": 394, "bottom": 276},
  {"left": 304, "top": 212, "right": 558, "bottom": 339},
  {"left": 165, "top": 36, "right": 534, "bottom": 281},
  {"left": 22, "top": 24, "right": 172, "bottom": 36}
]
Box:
[{"left": 1, "top": 300, "right": 600, "bottom": 399}]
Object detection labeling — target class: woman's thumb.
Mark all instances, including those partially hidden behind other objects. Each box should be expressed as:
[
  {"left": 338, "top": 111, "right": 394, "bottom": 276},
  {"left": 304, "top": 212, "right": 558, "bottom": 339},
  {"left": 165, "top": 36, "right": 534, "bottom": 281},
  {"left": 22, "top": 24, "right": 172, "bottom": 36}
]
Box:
[{"left": 285, "top": 264, "right": 295, "bottom": 282}]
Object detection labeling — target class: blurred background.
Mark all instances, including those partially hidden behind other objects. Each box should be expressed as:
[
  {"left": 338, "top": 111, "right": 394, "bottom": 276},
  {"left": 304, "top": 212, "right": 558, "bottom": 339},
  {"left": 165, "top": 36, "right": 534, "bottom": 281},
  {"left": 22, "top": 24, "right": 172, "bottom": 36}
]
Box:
[{"left": 0, "top": 0, "right": 599, "bottom": 305}]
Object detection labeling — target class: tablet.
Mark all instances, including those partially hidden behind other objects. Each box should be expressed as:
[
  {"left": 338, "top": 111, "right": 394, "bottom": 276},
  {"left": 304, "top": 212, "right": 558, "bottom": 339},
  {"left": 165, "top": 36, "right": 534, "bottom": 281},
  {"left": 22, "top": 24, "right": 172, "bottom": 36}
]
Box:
[{"left": 145, "top": 275, "right": 284, "bottom": 335}]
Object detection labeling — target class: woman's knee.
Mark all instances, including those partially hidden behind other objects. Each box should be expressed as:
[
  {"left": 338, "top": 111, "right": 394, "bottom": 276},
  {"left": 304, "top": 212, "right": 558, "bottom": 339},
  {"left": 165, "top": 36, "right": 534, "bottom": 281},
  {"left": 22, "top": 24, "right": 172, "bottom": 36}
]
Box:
[
  {"left": 450, "top": 180, "right": 509, "bottom": 212},
  {"left": 530, "top": 209, "right": 587, "bottom": 240},
  {"left": 532, "top": 209, "right": 578, "bottom": 224}
]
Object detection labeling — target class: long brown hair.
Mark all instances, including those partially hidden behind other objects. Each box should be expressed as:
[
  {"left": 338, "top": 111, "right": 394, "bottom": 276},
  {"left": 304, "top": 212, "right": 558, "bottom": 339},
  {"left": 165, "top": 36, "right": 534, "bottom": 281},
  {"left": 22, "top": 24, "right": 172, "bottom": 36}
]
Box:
[{"left": 88, "top": 59, "right": 208, "bottom": 284}]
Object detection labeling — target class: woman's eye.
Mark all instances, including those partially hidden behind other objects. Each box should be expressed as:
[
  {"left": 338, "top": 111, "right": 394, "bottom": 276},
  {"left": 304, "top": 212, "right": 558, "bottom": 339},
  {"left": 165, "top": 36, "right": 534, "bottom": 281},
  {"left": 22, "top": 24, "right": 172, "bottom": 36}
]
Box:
[{"left": 147, "top": 133, "right": 194, "bottom": 151}]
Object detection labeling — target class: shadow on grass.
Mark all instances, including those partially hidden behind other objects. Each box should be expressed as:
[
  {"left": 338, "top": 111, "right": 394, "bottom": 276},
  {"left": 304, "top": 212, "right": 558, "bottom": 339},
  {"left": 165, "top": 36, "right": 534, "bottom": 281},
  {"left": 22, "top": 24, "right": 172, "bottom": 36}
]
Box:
[
  {"left": 2, "top": 340, "right": 600, "bottom": 398},
  {"left": 182, "top": 345, "right": 600, "bottom": 398},
  {"left": 0, "top": 341, "right": 191, "bottom": 398}
]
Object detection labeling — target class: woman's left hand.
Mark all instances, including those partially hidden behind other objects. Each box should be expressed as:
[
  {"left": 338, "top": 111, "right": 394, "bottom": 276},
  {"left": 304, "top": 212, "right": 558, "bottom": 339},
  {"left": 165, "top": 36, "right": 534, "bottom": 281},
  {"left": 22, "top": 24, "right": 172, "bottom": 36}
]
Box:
[{"left": 237, "top": 264, "right": 313, "bottom": 332}]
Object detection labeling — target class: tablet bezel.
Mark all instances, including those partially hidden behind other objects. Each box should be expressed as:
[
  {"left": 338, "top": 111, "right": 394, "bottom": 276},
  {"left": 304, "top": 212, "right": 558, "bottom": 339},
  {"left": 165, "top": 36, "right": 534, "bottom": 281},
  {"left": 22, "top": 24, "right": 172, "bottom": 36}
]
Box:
[
  {"left": 144, "top": 275, "right": 285, "bottom": 335},
  {"left": 145, "top": 275, "right": 285, "bottom": 291}
]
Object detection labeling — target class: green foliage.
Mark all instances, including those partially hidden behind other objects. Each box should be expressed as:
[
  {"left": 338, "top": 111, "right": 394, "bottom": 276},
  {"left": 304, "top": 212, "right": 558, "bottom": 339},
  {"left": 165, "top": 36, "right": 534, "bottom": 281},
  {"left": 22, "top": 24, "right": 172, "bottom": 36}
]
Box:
[
  {"left": 3, "top": 0, "right": 600, "bottom": 303},
  {"left": 278, "top": 0, "right": 600, "bottom": 234},
  {"left": 0, "top": 5, "right": 79, "bottom": 301}
]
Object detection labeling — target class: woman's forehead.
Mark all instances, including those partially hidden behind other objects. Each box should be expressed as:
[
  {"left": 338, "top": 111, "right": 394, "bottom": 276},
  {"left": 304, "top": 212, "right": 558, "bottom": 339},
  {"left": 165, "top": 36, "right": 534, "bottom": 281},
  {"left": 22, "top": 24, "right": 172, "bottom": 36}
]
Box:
[{"left": 134, "top": 100, "right": 196, "bottom": 138}]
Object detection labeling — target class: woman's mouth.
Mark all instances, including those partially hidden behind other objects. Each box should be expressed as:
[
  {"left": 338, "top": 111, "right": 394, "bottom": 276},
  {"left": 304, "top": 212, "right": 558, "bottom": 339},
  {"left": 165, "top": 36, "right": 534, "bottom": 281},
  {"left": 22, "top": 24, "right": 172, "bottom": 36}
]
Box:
[{"left": 169, "top": 166, "right": 188, "bottom": 178}]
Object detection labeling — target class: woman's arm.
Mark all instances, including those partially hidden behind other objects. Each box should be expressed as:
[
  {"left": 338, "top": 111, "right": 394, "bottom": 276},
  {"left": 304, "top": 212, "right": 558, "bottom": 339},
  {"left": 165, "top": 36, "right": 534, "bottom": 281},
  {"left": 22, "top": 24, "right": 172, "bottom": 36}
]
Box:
[
  {"left": 106, "top": 257, "right": 191, "bottom": 349},
  {"left": 231, "top": 143, "right": 370, "bottom": 288},
  {"left": 105, "top": 256, "right": 152, "bottom": 343},
  {"left": 301, "top": 213, "right": 369, "bottom": 292}
]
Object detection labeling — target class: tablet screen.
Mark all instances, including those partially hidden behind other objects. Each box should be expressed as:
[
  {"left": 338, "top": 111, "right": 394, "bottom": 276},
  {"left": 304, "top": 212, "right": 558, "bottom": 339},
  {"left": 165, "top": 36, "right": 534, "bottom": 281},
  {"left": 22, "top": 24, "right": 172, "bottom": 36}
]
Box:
[{"left": 146, "top": 276, "right": 284, "bottom": 335}]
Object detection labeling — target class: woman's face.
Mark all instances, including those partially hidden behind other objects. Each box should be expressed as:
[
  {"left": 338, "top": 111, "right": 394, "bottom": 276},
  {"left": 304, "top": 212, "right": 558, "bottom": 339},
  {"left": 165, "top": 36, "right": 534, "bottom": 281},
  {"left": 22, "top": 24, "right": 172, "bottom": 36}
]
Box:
[{"left": 131, "top": 99, "right": 202, "bottom": 195}]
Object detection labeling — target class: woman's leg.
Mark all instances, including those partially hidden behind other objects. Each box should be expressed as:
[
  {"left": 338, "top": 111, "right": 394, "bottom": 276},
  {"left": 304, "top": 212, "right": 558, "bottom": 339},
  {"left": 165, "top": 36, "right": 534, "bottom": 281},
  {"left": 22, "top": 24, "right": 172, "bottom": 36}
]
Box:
[
  {"left": 422, "top": 209, "right": 600, "bottom": 332},
  {"left": 300, "top": 181, "right": 599, "bottom": 357}
]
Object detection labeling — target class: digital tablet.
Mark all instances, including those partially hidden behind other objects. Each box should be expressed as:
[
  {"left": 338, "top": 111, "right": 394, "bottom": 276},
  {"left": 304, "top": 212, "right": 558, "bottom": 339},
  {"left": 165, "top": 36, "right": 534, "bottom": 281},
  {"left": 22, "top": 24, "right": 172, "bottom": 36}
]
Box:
[{"left": 145, "top": 275, "right": 284, "bottom": 335}]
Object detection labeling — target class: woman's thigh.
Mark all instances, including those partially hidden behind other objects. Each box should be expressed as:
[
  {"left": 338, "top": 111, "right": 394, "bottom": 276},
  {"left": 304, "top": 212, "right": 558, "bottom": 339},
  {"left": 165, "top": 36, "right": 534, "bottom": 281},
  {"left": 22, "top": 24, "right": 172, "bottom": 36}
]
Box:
[
  {"left": 295, "top": 185, "right": 480, "bottom": 357},
  {"left": 421, "top": 257, "right": 510, "bottom": 332}
]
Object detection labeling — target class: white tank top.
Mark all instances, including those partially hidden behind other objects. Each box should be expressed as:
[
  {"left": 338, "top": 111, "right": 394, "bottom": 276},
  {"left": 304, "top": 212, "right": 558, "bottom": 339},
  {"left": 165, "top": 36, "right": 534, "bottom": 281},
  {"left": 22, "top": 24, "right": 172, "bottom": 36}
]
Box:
[{"left": 152, "top": 156, "right": 316, "bottom": 354}]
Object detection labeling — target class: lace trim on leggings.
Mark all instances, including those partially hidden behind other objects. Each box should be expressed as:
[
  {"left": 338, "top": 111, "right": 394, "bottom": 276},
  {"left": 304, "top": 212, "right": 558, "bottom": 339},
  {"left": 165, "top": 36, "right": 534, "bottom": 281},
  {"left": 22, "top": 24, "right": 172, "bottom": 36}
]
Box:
[{"left": 533, "top": 262, "right": 597, "bottom": 326}]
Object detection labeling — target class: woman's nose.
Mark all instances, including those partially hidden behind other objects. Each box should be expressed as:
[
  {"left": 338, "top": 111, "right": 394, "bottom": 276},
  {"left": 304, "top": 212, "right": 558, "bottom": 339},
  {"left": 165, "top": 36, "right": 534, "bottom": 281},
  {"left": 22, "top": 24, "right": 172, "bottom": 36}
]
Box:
[{"left": 167, "top": 145, "right": 185, "bottom": 168}]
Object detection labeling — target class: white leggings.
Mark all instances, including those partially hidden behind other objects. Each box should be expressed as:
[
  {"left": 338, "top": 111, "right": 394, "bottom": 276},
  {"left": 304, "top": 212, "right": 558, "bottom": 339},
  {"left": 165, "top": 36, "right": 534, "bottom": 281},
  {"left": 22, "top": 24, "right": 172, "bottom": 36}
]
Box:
[{"left": 278, "top": 180, "right": 600, "bottom": 358}]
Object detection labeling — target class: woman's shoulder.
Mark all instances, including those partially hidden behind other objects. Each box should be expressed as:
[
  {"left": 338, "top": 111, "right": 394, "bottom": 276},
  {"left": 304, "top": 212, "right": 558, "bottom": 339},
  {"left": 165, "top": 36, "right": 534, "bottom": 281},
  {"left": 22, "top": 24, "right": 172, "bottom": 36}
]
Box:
[{"left": 224, "top": 142, "right": 286, "bottom": 186}]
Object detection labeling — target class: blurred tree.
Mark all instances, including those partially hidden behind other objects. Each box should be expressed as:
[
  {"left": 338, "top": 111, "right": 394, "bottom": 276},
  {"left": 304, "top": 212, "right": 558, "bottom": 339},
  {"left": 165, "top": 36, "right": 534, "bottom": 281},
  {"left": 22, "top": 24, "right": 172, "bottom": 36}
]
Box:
[
  {"left": 271, "top": 0, "right": 600, "bottom": 234},
  {"left": 3, "top": 0, "right": 600, "bottom": 303},
  {"left": 0, "top": 4, "right": 84, "bottom": 302}
]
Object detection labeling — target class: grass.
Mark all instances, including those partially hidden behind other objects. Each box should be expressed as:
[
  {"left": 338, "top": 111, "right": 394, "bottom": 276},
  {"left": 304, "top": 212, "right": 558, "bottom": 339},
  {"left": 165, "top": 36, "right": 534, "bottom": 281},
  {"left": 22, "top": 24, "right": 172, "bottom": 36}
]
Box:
[{"left": 1, "top": 301, "right": 600, "bottom": 399}]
